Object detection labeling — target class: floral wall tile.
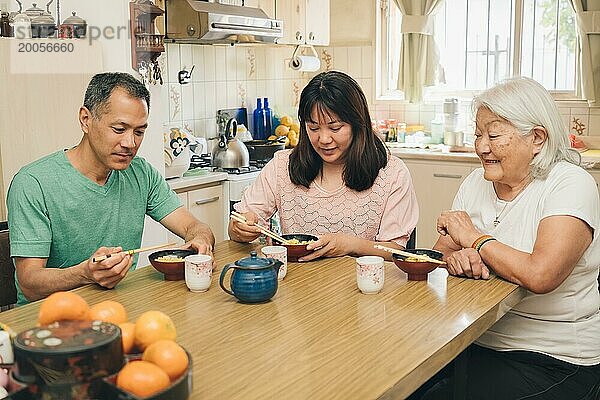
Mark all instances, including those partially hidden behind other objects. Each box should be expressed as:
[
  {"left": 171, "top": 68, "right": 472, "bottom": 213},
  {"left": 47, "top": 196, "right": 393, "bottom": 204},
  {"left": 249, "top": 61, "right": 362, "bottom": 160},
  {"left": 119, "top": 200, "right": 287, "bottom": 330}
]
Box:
[
  {"left": 246, "top": 48, "right": 256, "bottom": 79},
  {"left": 169, "top": 84, "right": 181, "bottom": 121}
]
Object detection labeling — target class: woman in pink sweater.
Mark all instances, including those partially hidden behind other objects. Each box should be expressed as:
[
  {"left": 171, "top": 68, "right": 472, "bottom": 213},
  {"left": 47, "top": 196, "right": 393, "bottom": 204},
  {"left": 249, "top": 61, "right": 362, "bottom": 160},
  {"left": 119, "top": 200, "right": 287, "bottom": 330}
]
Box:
[{"left": 229, "top": 71, "right": 418, "bottom": 261}]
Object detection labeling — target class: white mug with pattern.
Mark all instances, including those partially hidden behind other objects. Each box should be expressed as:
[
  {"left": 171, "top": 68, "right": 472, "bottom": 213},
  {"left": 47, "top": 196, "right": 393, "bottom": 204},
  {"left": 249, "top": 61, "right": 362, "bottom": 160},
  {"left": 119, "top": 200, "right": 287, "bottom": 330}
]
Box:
[{"left": 356, "top": 256, "right": 385, "bottom": 294}]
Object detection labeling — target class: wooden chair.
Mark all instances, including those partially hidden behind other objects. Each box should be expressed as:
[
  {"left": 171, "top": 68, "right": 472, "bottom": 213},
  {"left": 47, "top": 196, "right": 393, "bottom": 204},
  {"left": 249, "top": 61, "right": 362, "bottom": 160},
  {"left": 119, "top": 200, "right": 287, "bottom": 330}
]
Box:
[{"left": 0, "top": 221, "right": 16, "bottom": 311}]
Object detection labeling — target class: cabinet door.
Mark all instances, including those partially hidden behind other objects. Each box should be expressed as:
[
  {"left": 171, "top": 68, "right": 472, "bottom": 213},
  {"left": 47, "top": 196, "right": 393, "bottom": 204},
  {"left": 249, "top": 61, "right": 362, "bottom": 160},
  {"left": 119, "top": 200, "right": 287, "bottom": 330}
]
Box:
[
  {"left": 276, "top": 0, "right": 305, "bottom": 44},
  {"left": 588, "top": 170, "right": 600, "bottom": 190},
  {"left": 245, "top": 0, "right": 276, "bottom": 18},
  {"left": 403, "top": 160, "right": 474, "bottom": 248},
  {"left": 166, "top": 193, "right": 189, "bottom": 246},
  {"left": 188, "top": 185, "right": 226, "bottom": 243},
  {"left": 305, "top": 0, "right": 329, "bottom": 45}
]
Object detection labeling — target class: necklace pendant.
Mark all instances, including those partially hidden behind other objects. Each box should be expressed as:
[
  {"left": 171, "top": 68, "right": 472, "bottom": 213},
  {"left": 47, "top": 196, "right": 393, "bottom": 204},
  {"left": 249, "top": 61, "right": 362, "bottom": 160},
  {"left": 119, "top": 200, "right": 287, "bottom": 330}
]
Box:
[{"left": 493, "top": 218, "right": 500, "bottom": 227}]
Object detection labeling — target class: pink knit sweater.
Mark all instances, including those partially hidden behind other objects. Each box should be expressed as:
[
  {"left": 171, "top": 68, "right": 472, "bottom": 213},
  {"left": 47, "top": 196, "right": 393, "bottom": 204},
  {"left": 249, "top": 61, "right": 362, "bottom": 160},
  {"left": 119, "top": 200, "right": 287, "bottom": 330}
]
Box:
[{"left": 234, "top": 150, "right": 418, "bottom": 246}]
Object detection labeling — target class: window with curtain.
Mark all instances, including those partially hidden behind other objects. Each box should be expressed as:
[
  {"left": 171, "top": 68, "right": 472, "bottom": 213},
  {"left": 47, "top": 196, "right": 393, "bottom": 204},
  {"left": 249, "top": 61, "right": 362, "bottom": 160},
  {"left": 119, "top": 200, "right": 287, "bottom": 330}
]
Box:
[{"left": 379, "top": 0, "right": 577, "bottom": 99}]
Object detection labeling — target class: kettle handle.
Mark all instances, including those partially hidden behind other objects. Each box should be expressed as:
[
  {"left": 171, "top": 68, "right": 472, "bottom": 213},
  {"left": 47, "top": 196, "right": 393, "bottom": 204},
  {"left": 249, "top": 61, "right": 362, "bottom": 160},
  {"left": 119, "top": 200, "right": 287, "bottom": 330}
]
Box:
[
  {"left": 219, "top": 263, "right": 236, "bottom": 296},
  {"left": 225, "top": 118, "right": 238, "bottom": 141}
]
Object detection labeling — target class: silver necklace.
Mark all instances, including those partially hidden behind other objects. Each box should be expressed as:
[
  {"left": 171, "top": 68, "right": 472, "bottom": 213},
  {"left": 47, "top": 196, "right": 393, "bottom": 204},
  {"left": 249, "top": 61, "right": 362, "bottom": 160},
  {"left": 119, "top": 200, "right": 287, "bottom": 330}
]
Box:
[
  {"left": 492, "top": 178, "right": 532, "bottom": 227},
  {"left": 493, "top": 200, "right": 510, "bottom": 227}
]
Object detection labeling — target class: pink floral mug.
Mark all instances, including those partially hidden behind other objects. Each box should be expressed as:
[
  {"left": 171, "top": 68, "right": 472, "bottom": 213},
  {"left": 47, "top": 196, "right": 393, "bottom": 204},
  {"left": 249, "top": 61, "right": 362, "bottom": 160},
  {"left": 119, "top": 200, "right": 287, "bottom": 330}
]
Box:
[{"left": 356, "top": 256, "right": 385, "bottom": 294}]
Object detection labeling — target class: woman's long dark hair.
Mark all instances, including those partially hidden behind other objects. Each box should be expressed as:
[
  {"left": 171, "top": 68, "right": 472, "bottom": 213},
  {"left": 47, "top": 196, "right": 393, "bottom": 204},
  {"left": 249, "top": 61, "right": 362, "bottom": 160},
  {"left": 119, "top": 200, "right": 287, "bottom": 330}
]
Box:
[{"left": 289, "top": 71, "right": 388, "bottom": 191}]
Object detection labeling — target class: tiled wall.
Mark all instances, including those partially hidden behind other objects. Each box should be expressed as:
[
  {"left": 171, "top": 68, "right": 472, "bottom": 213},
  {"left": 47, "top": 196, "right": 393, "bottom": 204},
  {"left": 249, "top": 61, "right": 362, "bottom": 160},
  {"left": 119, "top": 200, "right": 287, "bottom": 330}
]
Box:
[
  {"left": 163, "top": 44, "right": 315, "bottom": 140},
  {"left": 163, "top": 43, "right": 600, "bottom": 140}
]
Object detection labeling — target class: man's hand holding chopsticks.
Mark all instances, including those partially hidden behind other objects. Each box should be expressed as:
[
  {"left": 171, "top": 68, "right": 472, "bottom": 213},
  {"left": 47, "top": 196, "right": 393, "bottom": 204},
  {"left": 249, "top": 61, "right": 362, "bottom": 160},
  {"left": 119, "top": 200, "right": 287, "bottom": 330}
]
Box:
[{"left": 87, "top": 246, "right": 134, "bottom": 289}]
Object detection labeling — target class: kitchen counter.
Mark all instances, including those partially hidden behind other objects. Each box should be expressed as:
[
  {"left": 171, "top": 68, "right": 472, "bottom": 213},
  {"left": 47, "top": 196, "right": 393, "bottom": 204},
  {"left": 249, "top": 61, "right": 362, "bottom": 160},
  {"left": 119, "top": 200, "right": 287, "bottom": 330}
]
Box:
[
  {"left": 388, "top": 145, "right": 600, "bottom": 169},
  {"left": 166, "top": 171, "right": 228, "bottom": 191},
  {"left": 0, "top": 240, "right": 524, "bottom": 399}
]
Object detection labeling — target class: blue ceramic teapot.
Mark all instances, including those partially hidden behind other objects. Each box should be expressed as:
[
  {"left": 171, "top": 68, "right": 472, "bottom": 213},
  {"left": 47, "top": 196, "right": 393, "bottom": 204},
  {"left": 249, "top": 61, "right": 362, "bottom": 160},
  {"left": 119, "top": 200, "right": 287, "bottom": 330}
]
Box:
[{"left": 219, "top": 251, "right": 282, "bottom": 303}]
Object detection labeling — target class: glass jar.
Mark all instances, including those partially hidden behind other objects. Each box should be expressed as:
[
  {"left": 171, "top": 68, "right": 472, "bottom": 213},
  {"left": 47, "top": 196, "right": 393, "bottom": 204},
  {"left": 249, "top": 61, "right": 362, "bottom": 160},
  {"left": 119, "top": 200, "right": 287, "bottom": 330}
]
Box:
[
  {"left": 386, "top": 119, "right": 398, "bottom": 142},
  {"left": 397, "top": 122, "right": 407, "bottom": 143}
]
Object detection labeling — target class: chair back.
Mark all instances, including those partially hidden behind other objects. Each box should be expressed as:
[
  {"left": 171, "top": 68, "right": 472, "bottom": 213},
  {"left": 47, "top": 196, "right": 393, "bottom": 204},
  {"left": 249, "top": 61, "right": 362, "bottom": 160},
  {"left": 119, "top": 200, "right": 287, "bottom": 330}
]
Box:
[{"left": 0, "top": 221, "right": 16, "bottom": 310}]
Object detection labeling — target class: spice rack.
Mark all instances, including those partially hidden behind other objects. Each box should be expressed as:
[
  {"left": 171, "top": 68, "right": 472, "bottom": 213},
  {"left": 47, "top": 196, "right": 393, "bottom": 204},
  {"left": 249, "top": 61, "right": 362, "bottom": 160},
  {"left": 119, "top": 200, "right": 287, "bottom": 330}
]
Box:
[{"left": 129, "top": 0, "right": 165, "bottom": 71}]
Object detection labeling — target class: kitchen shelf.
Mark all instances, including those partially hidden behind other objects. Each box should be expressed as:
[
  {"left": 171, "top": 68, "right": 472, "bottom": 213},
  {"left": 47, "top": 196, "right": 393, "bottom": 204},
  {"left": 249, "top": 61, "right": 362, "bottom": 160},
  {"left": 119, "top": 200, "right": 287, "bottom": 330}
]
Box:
[{"left": 129, "top": 1, "right": 165, "bottom": 71}]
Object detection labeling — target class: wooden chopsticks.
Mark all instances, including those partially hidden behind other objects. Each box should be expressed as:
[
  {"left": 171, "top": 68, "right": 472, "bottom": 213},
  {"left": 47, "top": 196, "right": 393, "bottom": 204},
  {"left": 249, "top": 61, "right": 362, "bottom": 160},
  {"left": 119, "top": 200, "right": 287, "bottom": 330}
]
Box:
[
  {"left": 374, "top": 245, "right": 446, "bottom": 265},
  {"left": 230, "top": 211, "right": 292, "bottom": 245},
  {"left": 92, "top": 242, "right": 177, "bottom": 263}
]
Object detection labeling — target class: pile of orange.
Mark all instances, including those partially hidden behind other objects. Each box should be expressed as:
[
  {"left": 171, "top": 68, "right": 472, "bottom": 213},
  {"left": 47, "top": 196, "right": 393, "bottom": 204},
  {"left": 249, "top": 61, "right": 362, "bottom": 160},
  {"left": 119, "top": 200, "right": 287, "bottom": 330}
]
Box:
[
  {"left": 116, "top": 339, "right": 189, "bottom": 397},
  {"left": 36, "top": 292, "right": 188, "bottom": 397}
]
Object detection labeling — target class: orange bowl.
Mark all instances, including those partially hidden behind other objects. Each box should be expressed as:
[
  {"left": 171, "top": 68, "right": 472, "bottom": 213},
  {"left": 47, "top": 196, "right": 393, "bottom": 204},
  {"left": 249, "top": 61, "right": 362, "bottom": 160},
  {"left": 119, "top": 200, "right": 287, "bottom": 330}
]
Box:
[
  {"left": 148, "top": 249, "right": 196, "bottom": 281},
  {"left": 274, "top": 234, "right": 318, "bottom": 262},
  {"left": 102, "top": 350, "right": 192, "bottom": 399},
  {"left": 392, "top": 249, "right": 443, "bottom": 281}
]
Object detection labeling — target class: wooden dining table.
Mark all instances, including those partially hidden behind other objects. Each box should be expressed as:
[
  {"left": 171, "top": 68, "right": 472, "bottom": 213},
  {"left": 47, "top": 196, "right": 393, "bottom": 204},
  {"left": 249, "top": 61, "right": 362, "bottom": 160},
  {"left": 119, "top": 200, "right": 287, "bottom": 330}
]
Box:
[{"left": 0, "top": 240, "right": 524, "bottom": 399}]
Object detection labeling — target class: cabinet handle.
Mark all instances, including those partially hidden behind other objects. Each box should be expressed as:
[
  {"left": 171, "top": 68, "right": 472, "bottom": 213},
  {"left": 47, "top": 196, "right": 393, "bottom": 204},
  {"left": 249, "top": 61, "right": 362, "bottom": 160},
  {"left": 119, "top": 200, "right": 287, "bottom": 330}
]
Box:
[
  {"left": 195, "top": 196, "right": 220, "bottom": 205},
  {"left": 295, "top": 31, "right": 303, "bottom": 41},
  {"left": 433, "top": 173, "right": 463, "bottom": 179},
  {"left": 308, "top": 32, "right": 314, "bottom": 41}
]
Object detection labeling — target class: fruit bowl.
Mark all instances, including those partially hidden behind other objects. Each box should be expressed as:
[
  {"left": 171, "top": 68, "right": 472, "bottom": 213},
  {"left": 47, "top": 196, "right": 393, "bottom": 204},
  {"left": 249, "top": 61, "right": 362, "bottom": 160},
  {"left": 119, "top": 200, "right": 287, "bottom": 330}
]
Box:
[
  {"left": 274, "top": 234, "right": 318, "bottom": 262},
  {"left": 149, "top": 249, "right": 196, "bottom": 281},
  {"left": 392, "top": 249, "right": 444, "bottom": 281},
  {"left": 102, "top": 350, "right": 193, "bottom": 399}
]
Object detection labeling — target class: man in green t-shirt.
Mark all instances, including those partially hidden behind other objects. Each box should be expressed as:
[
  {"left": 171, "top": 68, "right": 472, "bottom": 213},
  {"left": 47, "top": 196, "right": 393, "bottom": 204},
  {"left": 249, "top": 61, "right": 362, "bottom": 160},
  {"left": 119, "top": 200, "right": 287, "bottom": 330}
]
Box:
[{"left": 7, "top": 72, "right": 215, "bottom": 305}]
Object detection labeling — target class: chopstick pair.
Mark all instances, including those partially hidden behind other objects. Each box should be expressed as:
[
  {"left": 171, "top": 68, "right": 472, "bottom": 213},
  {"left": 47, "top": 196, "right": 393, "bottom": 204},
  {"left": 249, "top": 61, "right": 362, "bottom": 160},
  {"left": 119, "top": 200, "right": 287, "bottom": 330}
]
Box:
[
  {"left": 230, "top": 211, "right": 292, "bottom": 245},
  {"left": 92, "top": 242, "right": 177, "bottom": 263},
  {"left": 374, "top": 245, "right": 446, "bottom": 265}
]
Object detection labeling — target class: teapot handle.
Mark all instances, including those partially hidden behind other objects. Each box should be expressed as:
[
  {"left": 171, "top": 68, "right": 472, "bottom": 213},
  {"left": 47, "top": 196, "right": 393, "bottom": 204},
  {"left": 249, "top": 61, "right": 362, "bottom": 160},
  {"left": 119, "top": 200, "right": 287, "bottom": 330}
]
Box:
[{"left": 219, "top": 263, "right": 236, "bottom": 296}]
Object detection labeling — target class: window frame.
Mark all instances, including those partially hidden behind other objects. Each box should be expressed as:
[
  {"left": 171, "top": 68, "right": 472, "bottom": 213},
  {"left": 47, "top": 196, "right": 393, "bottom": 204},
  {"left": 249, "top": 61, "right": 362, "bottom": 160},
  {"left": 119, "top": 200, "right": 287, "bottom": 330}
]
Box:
[{"left": 374, "top": 0, "right": 584, "bottom": 104}]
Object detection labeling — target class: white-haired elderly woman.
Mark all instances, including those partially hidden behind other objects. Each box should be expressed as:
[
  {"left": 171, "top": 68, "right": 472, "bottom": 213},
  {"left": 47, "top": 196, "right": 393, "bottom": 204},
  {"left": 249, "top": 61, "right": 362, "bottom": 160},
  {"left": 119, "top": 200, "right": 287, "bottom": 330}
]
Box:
[{"left": 414, "top": 77, "right": 600, "bottom": 399}]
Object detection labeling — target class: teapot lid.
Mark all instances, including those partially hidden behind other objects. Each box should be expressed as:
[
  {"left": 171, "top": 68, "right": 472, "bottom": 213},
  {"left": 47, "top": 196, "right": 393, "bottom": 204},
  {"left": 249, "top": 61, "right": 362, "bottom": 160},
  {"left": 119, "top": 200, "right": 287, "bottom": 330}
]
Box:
[
  {"left": 235, "top": 251, "right": 276, "bottom": 269},
  {"left": 63, "top": 11, "right": 84, "bottom": 25},
  {"left": 24, "top": 3, "right": 45, "bottom": 17},
  {"left": 31, "top": 12, "right": 53, "bottom": 24},
  {"left": 13, "top": 12, "right": 31, "bottom": 22}
]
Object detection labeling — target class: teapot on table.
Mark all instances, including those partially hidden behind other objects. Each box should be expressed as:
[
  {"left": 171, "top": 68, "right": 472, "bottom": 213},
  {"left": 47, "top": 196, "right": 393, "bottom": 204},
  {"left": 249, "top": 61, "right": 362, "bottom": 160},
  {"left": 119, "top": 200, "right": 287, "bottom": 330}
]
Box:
[{"left": 219, "top": 251, "right": 282, "bottom": 303}]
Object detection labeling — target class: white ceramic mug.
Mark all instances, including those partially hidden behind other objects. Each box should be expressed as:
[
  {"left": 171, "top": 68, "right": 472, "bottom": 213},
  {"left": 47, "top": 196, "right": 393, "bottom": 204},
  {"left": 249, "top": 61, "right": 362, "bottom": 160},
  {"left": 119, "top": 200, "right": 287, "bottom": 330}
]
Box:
[
  {"left": 0, "top": 331, "right": 13, "bottom": 364},
  {"left": 356, "top": 256, "right": 385, "bottom": 294},
  {"left": 260, "top": 245, "right": 287, "bottom": 280},
  {"left": 184, "top": 254, "right": 213, "bottom": 292}
]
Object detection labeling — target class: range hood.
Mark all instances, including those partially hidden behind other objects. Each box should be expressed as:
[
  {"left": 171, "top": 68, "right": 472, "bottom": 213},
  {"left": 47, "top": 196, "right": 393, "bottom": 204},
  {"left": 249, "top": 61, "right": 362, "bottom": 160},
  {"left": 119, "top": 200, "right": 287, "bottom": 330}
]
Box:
[{"left": 165, "top": 0, "right": 283, "bottom": 44}]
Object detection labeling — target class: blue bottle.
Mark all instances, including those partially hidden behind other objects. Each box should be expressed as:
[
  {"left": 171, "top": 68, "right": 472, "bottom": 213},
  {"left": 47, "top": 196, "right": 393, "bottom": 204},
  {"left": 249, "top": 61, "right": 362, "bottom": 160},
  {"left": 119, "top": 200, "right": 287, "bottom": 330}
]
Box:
[
  {"left": 263, "top": 97, "right": 273, "bottom": 137},
  {"left": 252, "top": 98, "right": 265, "bottom": 140}
]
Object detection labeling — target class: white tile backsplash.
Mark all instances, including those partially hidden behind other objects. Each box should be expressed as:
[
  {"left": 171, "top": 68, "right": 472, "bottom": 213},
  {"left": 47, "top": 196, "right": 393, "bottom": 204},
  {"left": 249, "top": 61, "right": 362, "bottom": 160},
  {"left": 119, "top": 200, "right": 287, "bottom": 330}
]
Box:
[
  {"left": 164, "top": 43, "right": 599, "bottom": 142},
  {"left": 180, "top": 45, "right": 193, "bottom": 72},
  {"left": 347, "top": 47, "right": 362, "bottom": 80}
]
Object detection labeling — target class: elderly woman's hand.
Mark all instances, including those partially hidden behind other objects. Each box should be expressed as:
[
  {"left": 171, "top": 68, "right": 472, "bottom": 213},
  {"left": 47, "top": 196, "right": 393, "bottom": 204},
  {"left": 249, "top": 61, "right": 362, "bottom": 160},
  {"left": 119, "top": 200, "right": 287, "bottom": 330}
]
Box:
[
  {"left": 445, "top": 248, "right": 490, "bottom": 279},
  {"left": 436, "top": 210, "right": 482, "bottom": 249}
]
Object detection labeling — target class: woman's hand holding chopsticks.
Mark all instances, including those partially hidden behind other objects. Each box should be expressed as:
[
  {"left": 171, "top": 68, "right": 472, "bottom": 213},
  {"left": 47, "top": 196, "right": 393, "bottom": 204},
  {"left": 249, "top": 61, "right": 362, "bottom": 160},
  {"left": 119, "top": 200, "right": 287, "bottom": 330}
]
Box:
[{"left": 228, "top": 210, "right": 264, "bottom": 243}]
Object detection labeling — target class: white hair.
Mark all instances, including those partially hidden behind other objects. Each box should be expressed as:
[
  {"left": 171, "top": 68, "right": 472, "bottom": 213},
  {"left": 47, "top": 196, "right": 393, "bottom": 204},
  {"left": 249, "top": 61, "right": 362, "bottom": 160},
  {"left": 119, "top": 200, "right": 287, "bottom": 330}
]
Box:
[{"left": 472, "top": 76, "right": 580, "bottom": 178}]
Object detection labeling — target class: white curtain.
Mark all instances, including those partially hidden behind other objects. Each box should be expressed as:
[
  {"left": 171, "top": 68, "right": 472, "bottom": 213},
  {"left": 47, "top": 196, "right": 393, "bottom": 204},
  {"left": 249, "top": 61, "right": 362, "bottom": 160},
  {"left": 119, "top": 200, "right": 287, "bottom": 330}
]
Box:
[
  {"left": 394, "top": 0, "right": 445, "bottom": 103},
  {"left": 569, "top": 0, "right": 600, "bottom": 106}
]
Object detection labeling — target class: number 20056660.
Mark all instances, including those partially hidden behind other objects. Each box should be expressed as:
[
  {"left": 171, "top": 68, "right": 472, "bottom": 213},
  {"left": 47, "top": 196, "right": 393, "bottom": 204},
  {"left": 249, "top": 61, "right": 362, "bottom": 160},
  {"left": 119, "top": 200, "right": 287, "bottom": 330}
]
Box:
[{"left": 17, "top": 42, "right": 74, "bottom": 53}]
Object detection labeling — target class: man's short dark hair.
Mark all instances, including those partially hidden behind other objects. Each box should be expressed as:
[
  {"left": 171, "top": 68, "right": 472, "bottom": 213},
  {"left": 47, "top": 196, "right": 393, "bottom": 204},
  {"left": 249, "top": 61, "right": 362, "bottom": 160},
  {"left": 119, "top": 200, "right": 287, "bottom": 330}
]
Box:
[{"left": 83, "top": 72, "right": 150, "bottom": 118}]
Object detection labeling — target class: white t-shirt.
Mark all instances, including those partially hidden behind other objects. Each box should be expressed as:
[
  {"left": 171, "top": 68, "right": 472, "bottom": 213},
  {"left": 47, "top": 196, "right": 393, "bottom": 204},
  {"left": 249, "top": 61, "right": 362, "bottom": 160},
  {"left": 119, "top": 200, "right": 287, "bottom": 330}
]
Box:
[{"left": 453, "top": 161, "right": 600, "bottom": 366}]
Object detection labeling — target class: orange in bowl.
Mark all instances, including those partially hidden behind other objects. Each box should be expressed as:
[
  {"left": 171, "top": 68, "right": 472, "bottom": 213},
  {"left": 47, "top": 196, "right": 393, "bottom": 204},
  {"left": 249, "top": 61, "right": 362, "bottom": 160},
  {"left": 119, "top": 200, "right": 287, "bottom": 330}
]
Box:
[
  {"left": 392, "top": 248, "right": 443, "bottom": 281},
  {"left": 274, "top": 234, "right": 318, "bottom": 262},
  {"left": 148, "top": 249, "right": 196, "bottom": 281}
]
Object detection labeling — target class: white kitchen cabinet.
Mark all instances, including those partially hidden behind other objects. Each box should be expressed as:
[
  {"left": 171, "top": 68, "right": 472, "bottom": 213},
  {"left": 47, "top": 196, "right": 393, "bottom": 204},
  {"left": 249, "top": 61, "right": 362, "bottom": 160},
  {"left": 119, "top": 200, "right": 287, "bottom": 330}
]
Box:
[
  {"left": 329, "top": 0, "right": 374, "bottom": 45},
  {"left": 401, "top": 159, "right": 476, "bottom": 249},
  {"left": 169, "top": 184, "right": 226, "bottom": 244},
  {"left": 244, "top": 0, "right": 276, "bottom": 19},
  {"left": 588, "top": 170, "right": 600, "bottom": 190},
  {"left": 275, "top": 0, "right": 330, "bottom": 45}
]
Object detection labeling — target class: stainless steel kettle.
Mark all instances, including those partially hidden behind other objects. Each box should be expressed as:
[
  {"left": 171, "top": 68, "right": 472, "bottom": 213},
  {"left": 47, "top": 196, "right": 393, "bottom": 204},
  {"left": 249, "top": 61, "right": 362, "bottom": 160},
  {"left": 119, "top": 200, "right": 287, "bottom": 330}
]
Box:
[{"left": 212, "top": 118, "right": 250, "bottom": 169}]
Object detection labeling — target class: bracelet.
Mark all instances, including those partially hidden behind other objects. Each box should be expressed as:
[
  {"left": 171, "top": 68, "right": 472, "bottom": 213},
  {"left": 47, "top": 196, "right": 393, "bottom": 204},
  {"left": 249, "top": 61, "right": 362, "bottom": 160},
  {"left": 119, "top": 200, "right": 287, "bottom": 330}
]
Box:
[
  {"left": 475, "top": 237, "right": 497, "bottom": 252},
  {"left": 471, "top": 234, "right": 493, "bottom": 250}
]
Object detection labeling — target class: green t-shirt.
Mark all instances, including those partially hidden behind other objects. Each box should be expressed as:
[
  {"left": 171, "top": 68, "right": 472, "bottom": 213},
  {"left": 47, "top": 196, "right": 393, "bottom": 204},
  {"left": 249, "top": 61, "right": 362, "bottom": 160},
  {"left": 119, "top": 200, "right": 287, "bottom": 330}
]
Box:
[{"left": 7, "top": 150, "right": 182, "bottom": 305}]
